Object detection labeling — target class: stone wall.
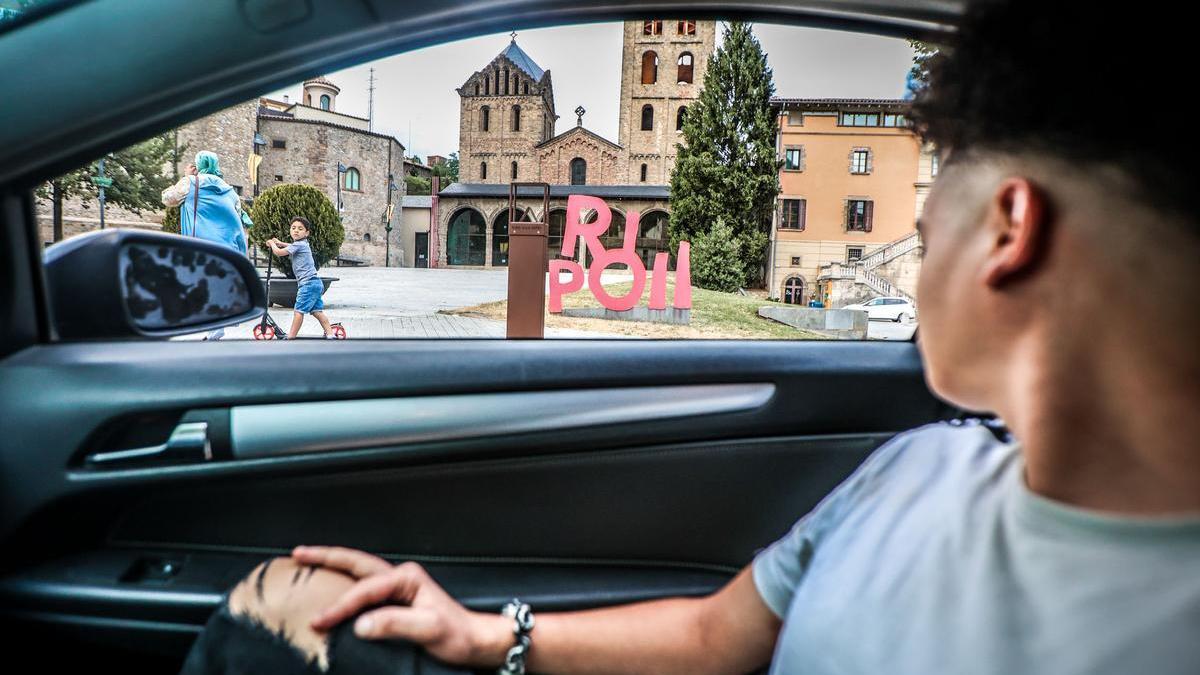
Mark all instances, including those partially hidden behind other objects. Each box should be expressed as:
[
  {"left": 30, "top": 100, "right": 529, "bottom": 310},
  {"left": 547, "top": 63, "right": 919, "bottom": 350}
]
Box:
[
  {"left": 616, "top": 20, "right": 715, "bottom": 184},
  {"left": 536, "top": 129, "right": 623, "bottom": 185},
  {"left": 175, "top": 100, "right": 259, "bottom": 195},
  {"left": 257, "top": 118, "right": 405, "bottom": 266},
  {"left": 872, "top": 246, "right": 922, "bottom": 299}
]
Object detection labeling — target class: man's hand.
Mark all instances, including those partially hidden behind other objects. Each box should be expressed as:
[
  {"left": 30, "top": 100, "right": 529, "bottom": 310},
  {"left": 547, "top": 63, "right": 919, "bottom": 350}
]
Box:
[{"left": 291, "top": 546, "right": 510, "bottom": 667}]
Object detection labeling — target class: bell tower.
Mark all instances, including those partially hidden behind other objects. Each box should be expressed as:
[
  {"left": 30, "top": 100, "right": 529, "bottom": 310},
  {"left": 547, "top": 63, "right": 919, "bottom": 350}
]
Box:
[{"left": 616, "top": 19, "right": 716, "bottom": 184}]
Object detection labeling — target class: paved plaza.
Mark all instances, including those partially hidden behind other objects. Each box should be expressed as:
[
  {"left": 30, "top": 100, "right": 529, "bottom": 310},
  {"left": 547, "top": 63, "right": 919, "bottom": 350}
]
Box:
[{"left": 178, "top": 267, "right": 916, "bottom": 341}]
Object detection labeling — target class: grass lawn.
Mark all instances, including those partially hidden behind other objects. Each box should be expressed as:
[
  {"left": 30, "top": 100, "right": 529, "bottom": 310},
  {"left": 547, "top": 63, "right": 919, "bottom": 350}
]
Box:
[{"left": 444, "top": 274, "right": 827, "bottom": 339}]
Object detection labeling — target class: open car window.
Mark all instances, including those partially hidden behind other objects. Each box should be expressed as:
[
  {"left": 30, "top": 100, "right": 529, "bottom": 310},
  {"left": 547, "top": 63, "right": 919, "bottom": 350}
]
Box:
[{"left": 33, "top": 18, "right": 928, "bottom": 342}]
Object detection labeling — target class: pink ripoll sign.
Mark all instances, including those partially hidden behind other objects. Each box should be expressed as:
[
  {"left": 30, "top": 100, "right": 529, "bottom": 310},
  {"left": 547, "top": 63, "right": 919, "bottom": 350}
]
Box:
[{"left": 548, "top": 195, "right": 691, "bottom": 313}]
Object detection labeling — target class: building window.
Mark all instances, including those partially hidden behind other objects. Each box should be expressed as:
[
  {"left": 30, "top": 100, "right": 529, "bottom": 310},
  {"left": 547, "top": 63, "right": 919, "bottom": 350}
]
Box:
[
  {"left": 790, "top": 256, "right": 801, "bottom": 266},
  {"left": 840, "top": 112, "right": 881, "bottom": 127},
  {"left": 783, "top": 277, "right": 805, "bottom": 305},
  {"left": 677, "top": 53, "right": 693, "bottom": 84},
  {"left": 882, "top": 113, "right": 906, "bottom": 127},
  {"left": 364, "top": 233, "right": 372, "bottom": 243},
  {"left": 446, "top": 208, "right": 487, "bottom": 266},
  {"left": 784, "top": 147, "right": 803, "bottom": 171},
  {"left": 271, "top": 139, "right": 286, "bottom": 149},
  {"left": 274, "top": 174, "right": 283, "bottom": 182},
  {"left": 786, "top": 110, "right": 803, "bottom": 126},
  {"left": 570, "top": 157, "right": 587, "bottom": 185},
  {"left": 640, "top": 163, "right": 648, "bottom": 182},
  {"left": 547, "top": 209, "right": 566, "bottom": 257},
  {"left": 493, "top": 209, "right": 525, "bottom": 267},
  {"left": 677, "top": 20, "right": 696, "bottom": 35},
  {"left": 846, "top": 199, "right": 874, "bottom": 232},
  {"left": 319, "top": 94, "right": 331, "bottom": 111},
  {"left": 474, "top": 82, "right": 480, "bottom": 96},
  {"left": 343, "top": 167, "right": 360, "bottom": 191},
  {"left": 480, "top": 162, "right": 487, "bottom": 180},
  {"left": 524, "top": 81, "right": 530, "bottom": 95},
  {"left": 641, "top": 104, "right": 654, "bottom": 131},
  {"left": 512, "top": 105, "right": 521, "bottom": 131},
  {"left": 847, "top": 247, "right": 864, "bottom": 263},
  {"left": 931, "top": 153, "right": 940, "bottom": 178},
  {"left": 641, "top": 51, "right": 658, "bottom": 84},
  {"left": 481, "top": 106, "right": 490, "bottom": 131},
  {"left": 511, "top": 161, "right": 518, "bottom": 180},
  {"left": 850, "top": 149, "right": 871, "bottom": 174},
  {"left": 502, "top": 68, "right": 509, "bottom": 95},
  {"left": 643, "top": 20, "right": 662, "bottom": 35},
  {"left": 780, "top": 199, "right": 806, "bottom": 230},
  {"left": 484, "top": 78, "right": 490, "bottom": 95}
]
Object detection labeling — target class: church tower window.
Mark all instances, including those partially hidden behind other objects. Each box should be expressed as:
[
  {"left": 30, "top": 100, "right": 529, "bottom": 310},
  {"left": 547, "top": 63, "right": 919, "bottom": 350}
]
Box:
[
  {"left": 511, "top": 161, "right": 518, "bottom": 180},
  {"left": 570, "top": 158, "right": 587, "bottom": 185},
  {"left": 480, "top": 106, "right": 490, "bottom": 131},
  {"left": 678, "top": 53, "right": 694, "bottom": 84},
  {"left": 677, "top": 105, "right": 687, "bottom": 131},
  {"left": 480, "top": 162, "right": 488, "bottom": 180},
  {"left": 319, "top": 94, "right": 331, "bottom": 111},
  {"left": 640, "top": 164, "right": 648, "bottom": 182},
  {"left": 677, "top": 20, "right": 696, "bottom": 35},
  {"left": 643, "top": 20, "right": 662, "bottom": 36},
  {"left": 512, "top": 105, "right": 521, "bottom": 132},
  {"left": 641, "top": 105, "right": 654, "bottom": 131},
  {"left": 641, "top": 51, "right": 658, "bottom": 85}
]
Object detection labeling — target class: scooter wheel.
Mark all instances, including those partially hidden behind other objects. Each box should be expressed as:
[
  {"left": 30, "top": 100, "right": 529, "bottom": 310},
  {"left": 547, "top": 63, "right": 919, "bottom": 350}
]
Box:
[
  {"left": 252, "top": 325, "right": 267, "bottom": 340},
  {"left": 332, "top": 324, "right": 347, "bottom": 340}
]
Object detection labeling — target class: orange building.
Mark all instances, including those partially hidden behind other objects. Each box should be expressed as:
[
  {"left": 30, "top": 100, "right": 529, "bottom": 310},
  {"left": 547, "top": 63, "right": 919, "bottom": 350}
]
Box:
[{"left": 768, "top": 98, "right": 934, "bottom": 307}]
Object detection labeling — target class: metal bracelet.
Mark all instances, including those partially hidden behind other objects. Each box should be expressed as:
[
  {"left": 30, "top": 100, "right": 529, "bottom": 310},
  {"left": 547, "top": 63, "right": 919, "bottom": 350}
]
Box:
[{"left": 497, "top": 599, "right": 535, "bottom": 675}]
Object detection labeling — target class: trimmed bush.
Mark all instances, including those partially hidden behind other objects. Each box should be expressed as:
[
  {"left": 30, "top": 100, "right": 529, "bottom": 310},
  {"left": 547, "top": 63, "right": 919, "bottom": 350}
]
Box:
[
  {"left": 161, "top": 205, "right": 181, "bottom": 234},
  {"left": 689, "top": 220, "right": 745, "bottom": 293},
  {"left": 249, "top": 183, "right": 344, "bottom": 278}
]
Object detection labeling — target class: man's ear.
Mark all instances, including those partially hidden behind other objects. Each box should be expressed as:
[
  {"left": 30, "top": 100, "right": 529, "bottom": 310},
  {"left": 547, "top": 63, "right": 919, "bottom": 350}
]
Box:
[{"left": 981, "top": 177, "right": 1049, "bottom": 288}]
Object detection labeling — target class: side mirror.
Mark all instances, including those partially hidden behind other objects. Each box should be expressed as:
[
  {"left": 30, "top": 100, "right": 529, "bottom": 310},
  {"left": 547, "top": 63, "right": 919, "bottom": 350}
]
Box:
[{"left": 43, "top": 230, "right": 266, "bottom": 340}]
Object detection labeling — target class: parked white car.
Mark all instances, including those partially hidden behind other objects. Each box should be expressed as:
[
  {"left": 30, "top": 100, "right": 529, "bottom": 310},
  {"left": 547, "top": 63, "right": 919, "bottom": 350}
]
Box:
[{"left": 844, "top": 297, "right": 917, "bottom": 322}]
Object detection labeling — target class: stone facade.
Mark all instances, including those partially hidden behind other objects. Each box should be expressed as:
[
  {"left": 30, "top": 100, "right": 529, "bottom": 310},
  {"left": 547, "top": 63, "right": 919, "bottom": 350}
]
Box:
[
  {"left": 616, "top": 20, "right": 715, "bottom": 184},
  {"left": 257, "top": 117, "right": 404, "bottom": 266},
  {"left": 37, "top": 78, "right": 408, "bottom": 266},
  {"left": 536, "top": 128, "right": 623, "bottom": 185}
]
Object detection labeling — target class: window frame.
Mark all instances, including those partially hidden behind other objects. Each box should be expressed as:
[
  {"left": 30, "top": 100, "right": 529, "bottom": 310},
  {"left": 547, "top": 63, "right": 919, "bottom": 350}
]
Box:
[
  {"left": 845, "top": 199, "right": 874, "bottom": 232},
  {"left": 643, "top": 20, "right": 662, "bottom": 36},
  {"left": 677, "top": 52, "right": 694, "bottom": 84},
  {"left": 343, "top": 166, "right": 361, "bottom": 191},
  {"left": 641, "top": 104, "right": 654, "bottom": 131},
  {"left": 783, "top": 146, "right": 803, "bottom": 172},
  {"left": 779, "top": 198, "right": 806, "bottom": 230}
]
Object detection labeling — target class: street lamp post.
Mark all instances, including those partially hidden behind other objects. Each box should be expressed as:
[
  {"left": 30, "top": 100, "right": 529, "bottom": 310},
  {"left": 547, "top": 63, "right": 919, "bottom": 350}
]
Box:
[
  {"left": 336, "top": 162, "right": 347, "bottom": 214},
  {"left": 385, "top": 174, "right": 397, "bottom": 267}
]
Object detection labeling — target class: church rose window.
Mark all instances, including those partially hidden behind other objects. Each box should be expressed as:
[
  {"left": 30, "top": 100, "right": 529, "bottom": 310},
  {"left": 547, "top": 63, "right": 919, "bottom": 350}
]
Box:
[
  {"left": 570, "top": 158, "right": 586, "bottom": 185},
  {"left": 678, "top": 53, "right": 694, "bottom": 84},
  {"left": 641, "top": 51, "right": 658, "bottom": 84},
  {"left": 446, "top": 208, "right": 487, "bottom": 266},
  {"left": 641, "top": 105, "right": 654, "bottom": 131}
]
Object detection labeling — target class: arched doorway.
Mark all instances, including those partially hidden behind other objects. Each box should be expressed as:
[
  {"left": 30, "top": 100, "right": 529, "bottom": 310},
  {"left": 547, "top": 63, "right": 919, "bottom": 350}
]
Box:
[
  {"left": 599, "top": 210, "right": 628, "bottom": 269},
  {"left": 637, "top": 210, "right": 670, "bottom": 269},
  {"left": 446, "top": 208, "right": 486, "bottom": 266},
  {"left": 547, "top": 209, "right": 567, "bottom": 262},
  {"left": 783, "top": 276, "right": 805, "bottom": 305},
  {"left": 492, "top": 208, "right": 529, "bottom": 267}
]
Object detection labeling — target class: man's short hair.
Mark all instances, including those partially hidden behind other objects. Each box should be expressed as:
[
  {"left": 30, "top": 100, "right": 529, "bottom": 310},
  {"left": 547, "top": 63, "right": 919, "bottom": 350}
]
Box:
[
  {"left": 910, "top": 0, "right": 1194, "bottom": 230},
  {"left": 290, "top": 216, "right": 312, "bottom": 233}
]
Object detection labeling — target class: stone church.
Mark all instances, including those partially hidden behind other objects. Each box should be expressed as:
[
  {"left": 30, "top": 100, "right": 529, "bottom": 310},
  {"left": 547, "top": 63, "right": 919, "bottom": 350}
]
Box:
[
  {"left": 37, "top": 77, "right": 406, "bottom": 267},
  {"left": 435, "top": 19, "right": 716, "bottom": 268}
]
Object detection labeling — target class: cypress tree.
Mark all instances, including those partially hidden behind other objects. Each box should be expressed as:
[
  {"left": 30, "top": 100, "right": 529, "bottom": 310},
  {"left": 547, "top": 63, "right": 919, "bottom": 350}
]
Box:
[{"left": 670, "top": 22, "right": 780, "bottom": 289}]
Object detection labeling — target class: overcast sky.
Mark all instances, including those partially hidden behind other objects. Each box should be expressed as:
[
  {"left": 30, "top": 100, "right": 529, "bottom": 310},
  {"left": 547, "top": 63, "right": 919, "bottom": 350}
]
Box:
[{"left": 269, "top": 22, "right": 915, "bottom": 162}]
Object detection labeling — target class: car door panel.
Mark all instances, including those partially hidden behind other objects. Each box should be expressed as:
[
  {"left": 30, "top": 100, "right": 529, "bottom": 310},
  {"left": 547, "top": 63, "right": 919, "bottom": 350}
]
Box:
[{"left": 1, "top": 338, "right": 952, "bottom": 662}]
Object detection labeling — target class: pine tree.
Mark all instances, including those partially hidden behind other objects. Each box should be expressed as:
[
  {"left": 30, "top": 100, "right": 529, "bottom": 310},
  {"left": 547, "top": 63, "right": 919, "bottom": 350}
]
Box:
[{"left": 670, "top": 22, "right": 780, "bottom": 289}]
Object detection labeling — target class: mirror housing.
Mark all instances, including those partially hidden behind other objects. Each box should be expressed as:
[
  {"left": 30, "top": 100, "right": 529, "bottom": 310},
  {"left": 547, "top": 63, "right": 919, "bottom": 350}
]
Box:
[{"left": 43, "top": 230, "right": 266, "bottom": 340}]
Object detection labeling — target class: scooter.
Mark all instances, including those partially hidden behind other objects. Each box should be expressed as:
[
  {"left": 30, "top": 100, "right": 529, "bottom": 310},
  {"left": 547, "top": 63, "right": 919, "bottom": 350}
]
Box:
[{"left": 252, "top": 250, "right": 347, "bottom": 340}]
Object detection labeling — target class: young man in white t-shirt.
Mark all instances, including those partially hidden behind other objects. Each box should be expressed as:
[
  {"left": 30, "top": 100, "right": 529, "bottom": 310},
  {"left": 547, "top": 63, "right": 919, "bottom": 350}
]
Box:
[{"left": 191, "top": 2, "right": 1200, "bottom": 673}]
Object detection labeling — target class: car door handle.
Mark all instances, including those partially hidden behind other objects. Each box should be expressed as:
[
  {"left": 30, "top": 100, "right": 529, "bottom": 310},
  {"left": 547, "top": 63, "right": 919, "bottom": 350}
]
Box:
[{"left": 86, "top": 421, "right": 213, "bottom": 467}]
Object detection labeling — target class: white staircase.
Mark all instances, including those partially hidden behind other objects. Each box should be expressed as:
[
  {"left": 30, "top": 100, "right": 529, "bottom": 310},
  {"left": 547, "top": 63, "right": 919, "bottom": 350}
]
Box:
[{"left": 819, "top": 231, "right": 922, "bottom": 303}]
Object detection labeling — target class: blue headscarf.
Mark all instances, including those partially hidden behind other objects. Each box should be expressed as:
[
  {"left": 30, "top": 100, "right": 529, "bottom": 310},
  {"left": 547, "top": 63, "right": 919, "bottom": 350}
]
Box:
[{"left": 195, "top": 150, "right": 223, "bottom": 177}]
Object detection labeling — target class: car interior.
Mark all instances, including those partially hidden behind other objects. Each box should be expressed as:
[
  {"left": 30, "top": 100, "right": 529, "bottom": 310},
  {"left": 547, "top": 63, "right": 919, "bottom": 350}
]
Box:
[{"left": 0, "top": 1, "right": 968, "bottom": 670}]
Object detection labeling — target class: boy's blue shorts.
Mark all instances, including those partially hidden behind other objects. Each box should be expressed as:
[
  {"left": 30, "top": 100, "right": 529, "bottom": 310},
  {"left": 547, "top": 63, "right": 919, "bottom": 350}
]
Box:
[{"left": 294, "top": 278, "right": 324, "bottom": 314}]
